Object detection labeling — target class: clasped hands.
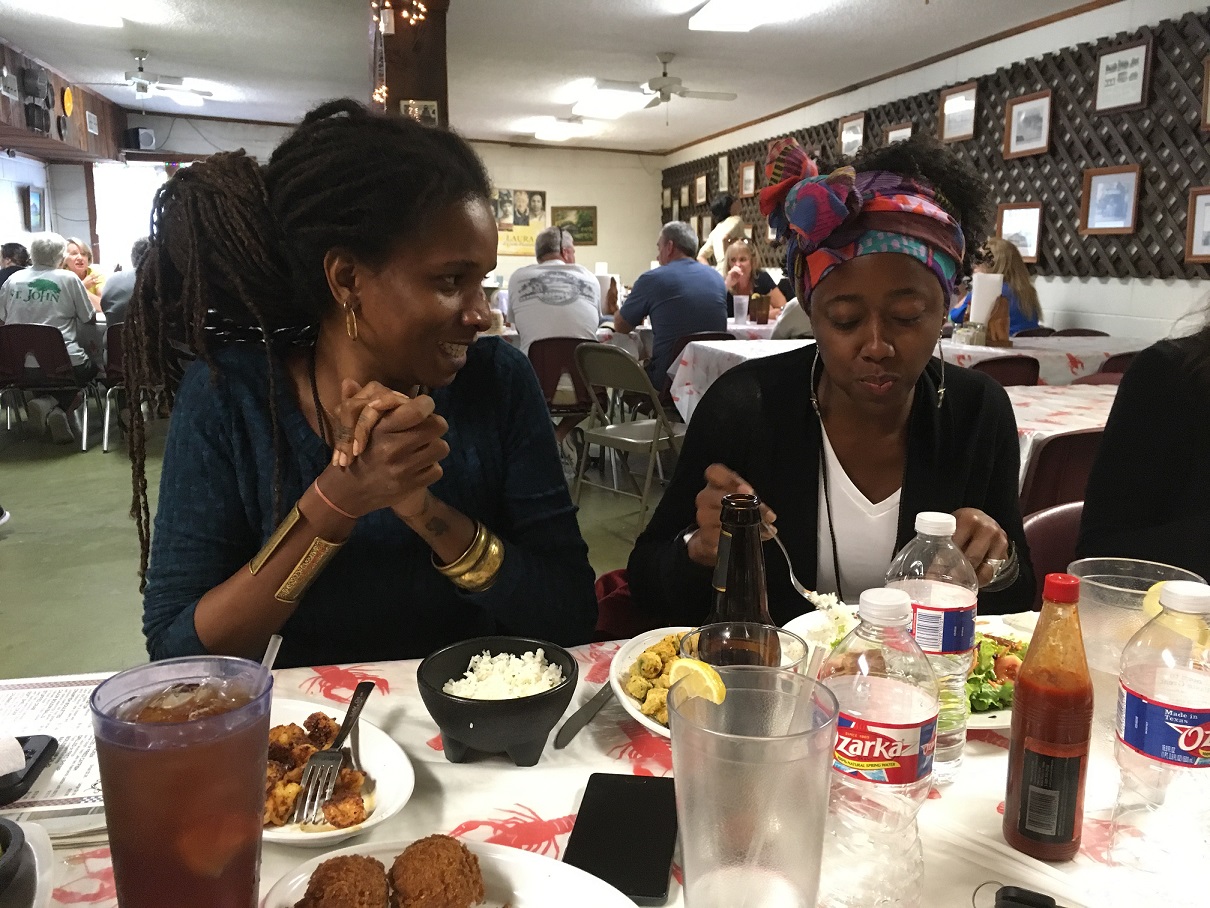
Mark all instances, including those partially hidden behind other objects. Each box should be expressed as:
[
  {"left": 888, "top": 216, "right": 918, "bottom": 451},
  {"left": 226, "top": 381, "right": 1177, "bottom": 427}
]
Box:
[
  {"left": 318, "top": 379, "right": 449, "bottom": 520},
  {"left": 688, "top": 464, "right": 1011, "bottom": 588}
]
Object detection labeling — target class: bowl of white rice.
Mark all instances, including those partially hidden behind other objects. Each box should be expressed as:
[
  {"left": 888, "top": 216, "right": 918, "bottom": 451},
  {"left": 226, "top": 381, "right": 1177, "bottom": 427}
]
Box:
[{"left": 417, "top": 636, "right": 577, "bottom": 767}]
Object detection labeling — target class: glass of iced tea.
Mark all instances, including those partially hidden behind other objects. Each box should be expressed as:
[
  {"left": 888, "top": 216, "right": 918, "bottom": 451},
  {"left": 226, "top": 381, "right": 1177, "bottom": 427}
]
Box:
[{"left": 90, "top": 656, "right": 273, "bottom": 908}]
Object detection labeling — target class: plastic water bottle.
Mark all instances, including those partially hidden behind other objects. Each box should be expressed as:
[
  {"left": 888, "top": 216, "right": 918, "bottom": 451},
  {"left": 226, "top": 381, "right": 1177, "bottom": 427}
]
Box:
[
  {"left": 816, "top": 589, "right": 940, "bottom": 908},
  {"left": 1111, "top": 580, "right": 1210, "bottom": 889},
  {"left": 885, "top": 512, "right": 978, "bottom": 784}
]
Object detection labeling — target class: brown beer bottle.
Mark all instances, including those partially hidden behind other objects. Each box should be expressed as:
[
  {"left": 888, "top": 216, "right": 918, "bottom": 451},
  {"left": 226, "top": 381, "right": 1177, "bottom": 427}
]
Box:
[
  {"left": 1003, "top": 573, "right": 1094, "bottom": 861},
  {"left": 703, "top": 493, "right": 778, "bottom": 666}
]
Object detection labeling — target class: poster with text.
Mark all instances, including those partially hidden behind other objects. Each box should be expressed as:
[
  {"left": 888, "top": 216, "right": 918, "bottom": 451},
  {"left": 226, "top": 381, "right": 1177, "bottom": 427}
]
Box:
[{"left": 494, "top": 188, "right": 548, "bottom": 256}]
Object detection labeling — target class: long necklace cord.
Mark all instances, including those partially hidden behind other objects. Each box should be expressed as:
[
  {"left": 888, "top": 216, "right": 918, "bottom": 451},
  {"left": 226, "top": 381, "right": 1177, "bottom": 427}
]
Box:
[{"left": 809, "top": 348, "right": 846, "bottom": 604}]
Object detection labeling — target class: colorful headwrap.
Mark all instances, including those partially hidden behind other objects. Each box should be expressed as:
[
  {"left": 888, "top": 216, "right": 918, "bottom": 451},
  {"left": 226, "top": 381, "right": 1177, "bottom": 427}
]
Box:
[{"left": 758, "top": 138, "right": 964, "bottom": 303}]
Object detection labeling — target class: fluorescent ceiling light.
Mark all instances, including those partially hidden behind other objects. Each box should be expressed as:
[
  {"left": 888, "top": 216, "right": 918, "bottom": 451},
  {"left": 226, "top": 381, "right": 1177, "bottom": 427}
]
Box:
[
  {"left": 513, "top": 116, "right": 596, "bottom": 142},
  {"left": 687, "top": 0, "right": 795, "bottom": 32},
  {"left": 552, "top": 77, "right": 597, "bottom": 105},
  {"left": 169, "top": 91, "right": 205, "bottom": 107},
  {"left": 572, "top": 88, "right": 651, "bottom": 120}
]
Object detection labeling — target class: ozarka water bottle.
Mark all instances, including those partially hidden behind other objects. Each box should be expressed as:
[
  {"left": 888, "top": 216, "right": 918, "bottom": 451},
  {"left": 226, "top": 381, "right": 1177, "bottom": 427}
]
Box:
[
  {"left": 816, "top": 589, "right": 940, "bottom": 908},
  {"left": 1112, "top": 580, "right": 1210, "bottom": 886},
  {"left": 885, "top": 511, "right": 978, "bottom": 784}
]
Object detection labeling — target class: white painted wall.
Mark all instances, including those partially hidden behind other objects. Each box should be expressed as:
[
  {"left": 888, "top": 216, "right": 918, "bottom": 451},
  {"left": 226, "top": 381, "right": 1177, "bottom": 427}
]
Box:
[
  {"left": 663, "top": 0, "right": 1209, "bottom": 341},
  {"left": 126, "top": 114, "right": 292, "bottom": 162},
  {"left": 47, "top": 164, "right": 91, "bottom": 249},
  {"left": 471, "top": 142, "right": 663, "bottom": 287},
  {"left": 0, "top": 153, "right": 50, "bottom": 246}
]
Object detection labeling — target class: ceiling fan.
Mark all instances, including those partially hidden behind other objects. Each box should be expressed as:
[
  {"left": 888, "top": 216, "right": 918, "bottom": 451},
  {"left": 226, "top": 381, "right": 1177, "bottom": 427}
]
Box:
[
  {"left": 600, "top": 52, "right": 737, "bottom": 108},
  {"left": 87, "top": 51, "right": 213, "bottom": 101}
]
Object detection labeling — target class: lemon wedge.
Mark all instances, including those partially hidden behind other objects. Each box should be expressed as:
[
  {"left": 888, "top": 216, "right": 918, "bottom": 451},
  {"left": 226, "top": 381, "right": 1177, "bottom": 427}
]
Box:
[
  {"left": 1142, "top": 581, "right": 1165, "bottom": 621},
  {"left": 668, "top": 658, "right": 726, "bottom": 705}
]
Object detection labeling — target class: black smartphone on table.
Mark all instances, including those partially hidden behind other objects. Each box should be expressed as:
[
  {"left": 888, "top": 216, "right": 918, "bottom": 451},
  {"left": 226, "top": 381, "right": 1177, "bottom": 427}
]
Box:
[{"left": 563, "top": 772, "right": 678, "bottom": 906}]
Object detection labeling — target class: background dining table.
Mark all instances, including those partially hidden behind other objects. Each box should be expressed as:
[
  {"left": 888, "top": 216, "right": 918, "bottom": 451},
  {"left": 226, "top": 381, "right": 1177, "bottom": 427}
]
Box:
[
  {"left": 6, "top": 627, "right": 1155, "bottom": 908},
  {"left": 1007, "top": 383, "right": 1118, "bottom": 485}
]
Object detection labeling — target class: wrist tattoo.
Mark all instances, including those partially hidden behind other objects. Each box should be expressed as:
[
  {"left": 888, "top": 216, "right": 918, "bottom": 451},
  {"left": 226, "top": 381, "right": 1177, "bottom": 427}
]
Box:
[{"left": 424, "top": 515, "right": 449, "bottom": 537}]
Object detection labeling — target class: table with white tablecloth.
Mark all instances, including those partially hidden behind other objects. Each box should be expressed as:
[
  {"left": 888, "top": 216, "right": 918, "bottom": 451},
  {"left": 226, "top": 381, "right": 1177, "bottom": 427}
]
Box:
[
  {"left": 1007, "top": 383, "right": 1118, "bottom": 485},
  {"left": 670, "top": 339, "right": 812, "bottom": 421},
  {"left": 14, "top": 626, "right": 1162, "bottom": 908},
  {"left": 940, "top": 336, "right": 1147, "bottom": 386}
]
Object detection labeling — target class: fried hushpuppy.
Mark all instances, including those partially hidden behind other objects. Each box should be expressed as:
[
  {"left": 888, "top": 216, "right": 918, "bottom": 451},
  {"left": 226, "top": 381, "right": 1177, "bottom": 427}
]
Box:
[
  {"left": 305, "top": 711, "right": 342, "bottom": 749},
  {"left": 389, "top": 835, "right": 484, "bottom": 908},
  {"left": 294, "top": 854, "right": 389, "bottom": 908},
  {"left": 322, "top": 792, "right": 367, "bottom": 829},
  {"left": 269, "top": 723, "right": 308, "bottom": 764}
]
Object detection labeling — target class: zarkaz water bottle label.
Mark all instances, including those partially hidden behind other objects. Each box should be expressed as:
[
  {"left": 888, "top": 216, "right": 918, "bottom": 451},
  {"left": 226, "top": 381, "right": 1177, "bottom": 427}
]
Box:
[
  {"left": 1117, "top": 682, "right": 1210, "bottom": 768},
  {"left": 910, "top": 601, "right": 976, "bottom": 655},
  {"left": 833, "top": 712, "right": 938, "bottom": 784}
]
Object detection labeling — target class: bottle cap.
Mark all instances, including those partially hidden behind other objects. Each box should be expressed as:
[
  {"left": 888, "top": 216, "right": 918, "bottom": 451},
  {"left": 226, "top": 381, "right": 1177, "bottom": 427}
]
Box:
[
  {"left": 858, "top": 588, "right": 912, "bottom": 625},
  {"left": 915, "top": 512, "right": 956, "bottom": 536},
  {"left": 1043, "top": 573, "right": 1080, "bottom": 604},
  {"left": 1159, "top": 580, "right": 1210, "bottom": 614}
]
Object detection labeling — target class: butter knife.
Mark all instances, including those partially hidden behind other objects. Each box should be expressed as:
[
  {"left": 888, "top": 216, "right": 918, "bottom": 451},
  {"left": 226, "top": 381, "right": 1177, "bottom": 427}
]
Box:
[{"left": 554, "top": 684, "right": 614, "bottom": 749}]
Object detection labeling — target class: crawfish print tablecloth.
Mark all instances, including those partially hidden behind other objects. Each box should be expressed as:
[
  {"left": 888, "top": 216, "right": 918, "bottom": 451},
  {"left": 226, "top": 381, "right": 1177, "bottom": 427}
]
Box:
[
  {"left": 1007, "top": 383, "right": 1118, "bottom": 487},
  {"left": 31, "top": 633, "right": 1157, "bottom": 907},
  {"left": 939, "top": 336, "right": 1147, "bottom": 386}
]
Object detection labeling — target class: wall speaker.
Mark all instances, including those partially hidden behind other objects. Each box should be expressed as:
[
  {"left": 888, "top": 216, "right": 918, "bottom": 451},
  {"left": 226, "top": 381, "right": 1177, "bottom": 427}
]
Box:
[{"left": 123, "top": 127, "right": 156, "bottom": 150}]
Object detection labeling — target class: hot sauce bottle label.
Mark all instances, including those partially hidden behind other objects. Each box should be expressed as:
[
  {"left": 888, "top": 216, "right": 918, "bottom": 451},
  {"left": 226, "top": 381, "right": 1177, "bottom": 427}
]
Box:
[
  {"left": 910, "top": 600, "right": 976, "bottom": 655},
  {"left": 833, "top": 712, "right": 938, "bottom": 784},
  {"left": 1117, "top": 681, "right": 1210, "bottom": 768},
  {"left": 1014, "top": 737, "right": 1087, "bottom": 844}
]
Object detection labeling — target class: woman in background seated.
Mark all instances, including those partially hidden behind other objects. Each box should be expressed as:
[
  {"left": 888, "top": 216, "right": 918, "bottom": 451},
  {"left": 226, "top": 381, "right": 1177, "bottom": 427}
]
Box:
[
  {"left": 628, "top": 136, "right": 1034, "bottom": 625},
  {"left": 63, "top": 237, "right": 104, "bottom": 311},
  {"left": 1077, "top": 313, "right": 1210, "bottom": 580},
  {"left": 723, "top": 238, "right": 787, "bottom": 320},
  {"left": 128, "top": 99, "right": 596, "bottom": 669},
  {"left": 697, "top": 193, "right": 746, "bottom": 276},
  {"left": 948, "top": 238, "right": 1041, "bottom": 336},
  {"left": 0, "top": 242, "right": 31, "bottom": 288}
]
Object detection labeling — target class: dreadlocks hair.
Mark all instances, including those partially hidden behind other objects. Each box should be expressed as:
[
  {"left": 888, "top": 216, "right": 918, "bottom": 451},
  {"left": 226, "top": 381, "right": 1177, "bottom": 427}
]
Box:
[
  {"left": 848, "top": 133, "right": 992, "bottom": 280},
  {"left": 124, "top": 98, "right": 492, "bottom": 586}
]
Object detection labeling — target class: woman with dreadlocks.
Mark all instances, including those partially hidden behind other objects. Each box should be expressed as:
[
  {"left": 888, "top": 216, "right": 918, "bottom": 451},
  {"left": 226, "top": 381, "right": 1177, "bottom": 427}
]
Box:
[
  {"left": 127, "top": 99, "right": 596, "bottom": 668},
  {"left": 627, "top": 135, "right": 1035, "bottom": 625}
]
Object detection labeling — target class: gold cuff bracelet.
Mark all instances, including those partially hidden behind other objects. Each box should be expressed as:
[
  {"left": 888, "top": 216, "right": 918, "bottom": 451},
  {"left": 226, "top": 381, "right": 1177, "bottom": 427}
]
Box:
[{"left": 433, "top": 522, "right": 505, "bottom": 592}]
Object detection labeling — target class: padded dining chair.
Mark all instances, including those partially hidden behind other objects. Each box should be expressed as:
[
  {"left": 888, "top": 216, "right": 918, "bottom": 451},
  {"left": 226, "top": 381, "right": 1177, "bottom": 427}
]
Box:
[
  {"left": 1072, "top": 373, "right": 1122, "bottom": 386},
  {"left": 1019, "top": 428, "right": 1103, "bottom": 517},
  {"left": 971, "top": 355, "right": 1040, "bottom": 387},
  {"left": 1098, "top": 352, "right": 1136, "bottom": 374},
  {"left": 573, "top": 343, "right": 688, "bottom": 531},
  {"left": 1012, "top": 326, "right": 1055, "bottom": 338},
  {"left": 1022, "top": 501, "right": 1084, "bottom": 610},
  {"left": 527, "top": 336, "right": 602, "bottom": 422},
  {"left": 1053, "top": 328, "right": 1109, "bottom": 337},
  {"left": 101, "top": 325, "right": 126, "bottom": 452},
  {"left": 0, "top": 324, "right": 103, "bottom": 451}
]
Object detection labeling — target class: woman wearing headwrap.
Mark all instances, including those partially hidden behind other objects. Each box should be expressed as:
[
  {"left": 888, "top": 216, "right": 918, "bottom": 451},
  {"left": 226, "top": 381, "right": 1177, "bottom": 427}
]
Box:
[{"left": 628, "top": 135, "right": 1034, "bottom": 622}]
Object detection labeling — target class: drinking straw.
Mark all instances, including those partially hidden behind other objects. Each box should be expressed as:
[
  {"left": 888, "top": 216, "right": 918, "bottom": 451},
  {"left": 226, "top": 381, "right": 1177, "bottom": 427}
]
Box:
[{"left": 261, "top": 634, "right": 283, "bottom": 670}]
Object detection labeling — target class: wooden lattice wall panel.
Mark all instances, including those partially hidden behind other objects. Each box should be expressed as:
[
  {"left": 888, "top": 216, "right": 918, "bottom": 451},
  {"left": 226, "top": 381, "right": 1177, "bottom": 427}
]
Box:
[{"left": 662, "top": 10, "right": 1210, "bottom": 280}]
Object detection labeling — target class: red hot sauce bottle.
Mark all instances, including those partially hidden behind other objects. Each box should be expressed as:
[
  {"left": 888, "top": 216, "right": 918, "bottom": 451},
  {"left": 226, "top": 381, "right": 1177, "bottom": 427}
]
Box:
[{"left": 1003, "top": 573, "right": 1094, "bottom": 861}]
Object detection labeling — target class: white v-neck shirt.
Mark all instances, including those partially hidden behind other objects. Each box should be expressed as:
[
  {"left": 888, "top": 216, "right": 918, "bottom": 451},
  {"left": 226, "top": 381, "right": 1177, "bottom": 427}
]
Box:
[{"left": 815, "top": 427, "right": 902, "bottom": 601}]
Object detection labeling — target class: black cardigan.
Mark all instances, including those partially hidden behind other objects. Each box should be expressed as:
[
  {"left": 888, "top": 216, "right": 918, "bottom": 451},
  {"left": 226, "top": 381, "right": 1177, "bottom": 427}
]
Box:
[
  {"left": 628, "top": 344, "right": 1036, "bottom": 624},
  {"left": 1077, "top": 339, "right": 1210, "bottom": 580}
]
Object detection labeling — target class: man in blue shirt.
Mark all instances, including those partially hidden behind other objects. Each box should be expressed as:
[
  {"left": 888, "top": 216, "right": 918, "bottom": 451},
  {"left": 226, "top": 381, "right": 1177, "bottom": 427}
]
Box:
[{"left": 614, "top": 221, "right": 727, "bottom": 386}]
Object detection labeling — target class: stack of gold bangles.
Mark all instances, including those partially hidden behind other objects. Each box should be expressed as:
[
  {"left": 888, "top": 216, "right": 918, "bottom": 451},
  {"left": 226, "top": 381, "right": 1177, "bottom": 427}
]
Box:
[{"left": 434, "top": 522, "right": 505, "bottom": 592}]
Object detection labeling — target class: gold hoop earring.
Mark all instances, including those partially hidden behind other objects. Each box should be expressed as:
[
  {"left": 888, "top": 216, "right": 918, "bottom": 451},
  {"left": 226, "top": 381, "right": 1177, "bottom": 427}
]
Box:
[{"left": 343, "top": 302, "right": 358, "bottom": 340}]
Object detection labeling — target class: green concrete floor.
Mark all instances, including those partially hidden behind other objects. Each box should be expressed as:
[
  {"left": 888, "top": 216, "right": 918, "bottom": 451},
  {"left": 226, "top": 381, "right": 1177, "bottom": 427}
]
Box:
[{"left": 0, "top": 411, "right": 658, "bottom": 680}]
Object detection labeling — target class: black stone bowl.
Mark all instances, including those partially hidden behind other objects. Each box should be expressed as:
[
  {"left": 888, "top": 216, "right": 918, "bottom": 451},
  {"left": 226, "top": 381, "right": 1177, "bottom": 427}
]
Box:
[
  {"left": 417, "top": 636, "right": 577, "bottom": 767},
  {"left": 0, "top": 817, "right": 26, "bottom": 897}
]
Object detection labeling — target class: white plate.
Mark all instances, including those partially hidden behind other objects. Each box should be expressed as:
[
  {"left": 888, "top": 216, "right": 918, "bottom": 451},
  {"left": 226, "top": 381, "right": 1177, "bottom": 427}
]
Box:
[
  {"left": 263, "top": 698, "right": 414, "bottom": 848},
  {"left": 782, "top": 602, "right": 858, "bottom": 655},
  {"left": 967, "top": 707, "right": 1013, "bottom": 730},
  {"left": 0, "top": 822, "right": 52, "bottom": 908},
  {"left": 261, "top": 839, "right": 634, "bottom": 907},
  {"left": 967, "top": 616, "right": 1033, "bottom": 731},
  {"left": 608, "top": 626, "right": 691, "bottom": 739}
]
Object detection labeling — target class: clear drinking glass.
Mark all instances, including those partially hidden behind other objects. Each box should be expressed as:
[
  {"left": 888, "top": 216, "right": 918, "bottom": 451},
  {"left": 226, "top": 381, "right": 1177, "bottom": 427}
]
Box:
[
  {"left": 679, "top": 622, "right": 808, "bottom": 672},
  {"left": 91, "top": 656, "right": 273, "bottom": 908},
  {"left": 669, "top": 667, "right": 839, "bottom": 908}
]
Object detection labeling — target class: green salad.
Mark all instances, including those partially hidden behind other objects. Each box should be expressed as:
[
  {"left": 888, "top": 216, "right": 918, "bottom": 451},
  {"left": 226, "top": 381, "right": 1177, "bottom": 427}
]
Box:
[{"left": 966, "top": 632, "right": 1028, "bottom": 712}]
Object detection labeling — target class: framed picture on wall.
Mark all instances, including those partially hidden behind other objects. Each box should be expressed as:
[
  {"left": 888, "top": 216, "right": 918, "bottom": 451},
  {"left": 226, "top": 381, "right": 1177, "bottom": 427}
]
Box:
[
  {"left": 662, "top": 187, "right": 672, "bottom": 209},
  {"left": 1003, "top": 90, "right": 1051, "bottom": 159},
  {"left": 718, "top": 155, "right": 729, "bottom": 193},
  {"left": 1094, "top": 38, "right": 1151, "bottom": 114},
  {"left": 739, "top": 161, "right": 757, "bottom": 197},
  {"left": 671, "top": 198, "right": 679, "bottom": 221},
  {"left": 839, "top": 113, "right": 864, "bottom": 157},
  {"left": 766, "top": 222, "right": 777, "bottom": 242},
  {"left": 551, "top": 206, "right": 597, "bottom": 245},
  {"left": 702, "top": 214, "right": 713, "bottom": 234},
  {"left": 20, "top": 185, "right": 45, "bottom": 232},
  {"left": 996, "top": 203, "right": 1043, "bottom": 263},
  {"left": 688, "top": 214, "right": 699, "bottom": 240},
  {"left": 1080, "top": 164, "right": 1141, "bottom": 234},
  {"left": 1186, "top": 186, "right": 1210, "bottom": 263},
  {"left": 885, "top": 121, "right": 912, "bottom": 144},
  {"left": 742, "top": 223, "right": 754, "bottom": 240},
  {"left": 680, "top": 185, "right": 690, "bottom": 208},
  {"left": 694, "top": 174, "right": 708, "bottom": 206},
  {"left": 940, "top": 82, "right": 977, "bottom": 143}
]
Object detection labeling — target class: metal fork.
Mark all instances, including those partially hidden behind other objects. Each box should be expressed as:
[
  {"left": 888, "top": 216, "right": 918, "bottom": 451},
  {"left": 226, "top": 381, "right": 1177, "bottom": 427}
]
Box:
[
  {"left": 291, "top": 680, "right": 375, "bottom": 825},
  {"left": 763, "top": 521, "right": 813, "bottom": 601}
]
